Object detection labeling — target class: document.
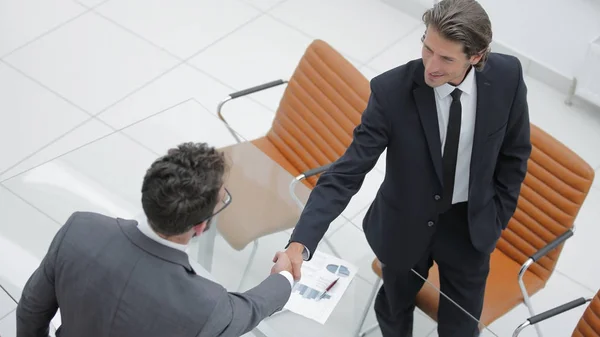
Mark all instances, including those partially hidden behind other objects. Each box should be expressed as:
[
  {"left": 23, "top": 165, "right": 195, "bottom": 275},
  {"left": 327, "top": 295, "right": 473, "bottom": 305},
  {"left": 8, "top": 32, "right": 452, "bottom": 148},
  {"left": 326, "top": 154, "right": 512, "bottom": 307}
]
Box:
[{"left": 283, "top": 251, "right": 358, "bottom": 324}]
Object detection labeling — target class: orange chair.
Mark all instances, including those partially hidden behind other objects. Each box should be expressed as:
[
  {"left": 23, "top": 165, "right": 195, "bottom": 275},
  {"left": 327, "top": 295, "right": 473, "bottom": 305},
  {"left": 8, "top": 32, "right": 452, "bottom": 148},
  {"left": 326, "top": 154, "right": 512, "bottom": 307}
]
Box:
[
  {"left": 216, "top": 39, "right": 371, "bottom": 289},
  {"left": 357, "top": 124, "right": 596, "bottom": 337},
  {"left": 513, "top": 289, "right": 600, "bottom": 336}
]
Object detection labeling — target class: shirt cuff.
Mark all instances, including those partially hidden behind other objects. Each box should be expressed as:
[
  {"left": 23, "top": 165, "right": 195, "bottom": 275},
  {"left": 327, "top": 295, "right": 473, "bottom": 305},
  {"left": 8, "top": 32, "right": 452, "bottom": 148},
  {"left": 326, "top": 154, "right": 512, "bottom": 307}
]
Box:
[
  {"left": 302, "top": 246, "right": 310, "bottom": 261},
  {"left": 278, "top": 271, "right": 294, "bottom": 288}
]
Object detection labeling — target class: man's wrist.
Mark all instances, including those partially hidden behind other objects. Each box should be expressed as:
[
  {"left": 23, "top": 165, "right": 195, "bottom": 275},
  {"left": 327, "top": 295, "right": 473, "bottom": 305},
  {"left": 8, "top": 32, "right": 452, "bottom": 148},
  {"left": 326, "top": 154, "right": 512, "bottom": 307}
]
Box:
[{"left": 278, "top": 271, "right": 294, "bottom": 288}]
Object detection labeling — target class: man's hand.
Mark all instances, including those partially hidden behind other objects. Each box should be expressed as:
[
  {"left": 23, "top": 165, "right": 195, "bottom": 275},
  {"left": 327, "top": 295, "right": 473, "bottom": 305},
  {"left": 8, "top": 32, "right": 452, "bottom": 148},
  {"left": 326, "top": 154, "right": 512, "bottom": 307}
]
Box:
[
  {"left": 283, "top": 242, "right": 305, "bottom": 281},
  {"left": 271, "top": 251, "right": 292, "bottom": 275}
]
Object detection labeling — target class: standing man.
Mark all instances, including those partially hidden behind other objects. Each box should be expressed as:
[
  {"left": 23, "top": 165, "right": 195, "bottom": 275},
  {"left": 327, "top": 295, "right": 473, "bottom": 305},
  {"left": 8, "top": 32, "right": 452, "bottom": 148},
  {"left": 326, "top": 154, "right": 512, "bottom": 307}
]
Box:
[{"left": 282, "top": 0, "right": 531, "bottom": 336}]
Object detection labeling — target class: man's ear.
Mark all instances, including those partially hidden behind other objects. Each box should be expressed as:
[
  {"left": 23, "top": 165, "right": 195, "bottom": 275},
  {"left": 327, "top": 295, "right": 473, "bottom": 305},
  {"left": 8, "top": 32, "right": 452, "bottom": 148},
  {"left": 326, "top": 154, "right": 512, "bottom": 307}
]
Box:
[{"left": 192, "top": 221, "right": 208, "bottom": 237}]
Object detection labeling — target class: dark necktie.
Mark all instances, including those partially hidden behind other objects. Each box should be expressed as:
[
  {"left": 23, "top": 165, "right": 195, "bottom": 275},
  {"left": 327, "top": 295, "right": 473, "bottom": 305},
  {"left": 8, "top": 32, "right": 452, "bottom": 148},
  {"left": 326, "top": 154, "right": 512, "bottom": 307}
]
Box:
[{"left": 440, "top": 88, "right": 462, "bottom": 213}]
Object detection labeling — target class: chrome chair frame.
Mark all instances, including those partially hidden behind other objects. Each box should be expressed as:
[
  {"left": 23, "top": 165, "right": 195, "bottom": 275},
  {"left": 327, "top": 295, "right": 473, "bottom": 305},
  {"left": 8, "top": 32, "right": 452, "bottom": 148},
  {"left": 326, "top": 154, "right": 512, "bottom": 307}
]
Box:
[
  {"left": 355, "top": 227, "right": 576, "bottom": 337},
  {"left": 215, "top": 80, "right": 341, "bottom": 290}
]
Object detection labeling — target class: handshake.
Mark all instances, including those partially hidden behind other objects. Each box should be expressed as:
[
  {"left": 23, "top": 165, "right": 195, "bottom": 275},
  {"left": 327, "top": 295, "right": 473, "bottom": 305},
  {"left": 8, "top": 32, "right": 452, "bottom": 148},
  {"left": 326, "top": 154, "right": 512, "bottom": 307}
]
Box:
[{"left": 270, "top": 242, "right": 306, "bottom": 281}]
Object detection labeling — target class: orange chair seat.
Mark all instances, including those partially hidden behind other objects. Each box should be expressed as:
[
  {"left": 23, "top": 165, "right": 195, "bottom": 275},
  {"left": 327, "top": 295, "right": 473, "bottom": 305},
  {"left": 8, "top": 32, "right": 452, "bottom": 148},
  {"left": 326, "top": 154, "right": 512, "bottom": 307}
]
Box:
[
  {"left": 371, "top": 251, "right": 546, "bottom": 328},
  {"left": 252, "top": 136, "right": 314, "bottom": 188}
]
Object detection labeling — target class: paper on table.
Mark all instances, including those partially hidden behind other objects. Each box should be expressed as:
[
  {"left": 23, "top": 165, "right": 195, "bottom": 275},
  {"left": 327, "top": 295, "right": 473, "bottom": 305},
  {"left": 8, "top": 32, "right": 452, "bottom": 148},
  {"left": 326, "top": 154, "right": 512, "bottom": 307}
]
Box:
[{"left": 283, "top": 250, "right": 358, "bottom": 324}]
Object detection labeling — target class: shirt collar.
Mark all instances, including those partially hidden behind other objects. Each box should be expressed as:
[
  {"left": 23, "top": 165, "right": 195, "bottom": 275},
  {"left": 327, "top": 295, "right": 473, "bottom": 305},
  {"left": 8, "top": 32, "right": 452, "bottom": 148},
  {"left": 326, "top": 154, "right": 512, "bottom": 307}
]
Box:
[
  {"left": 434, "top": 66, "right": 476, "bottom": 99},
  {"left": 135, "top": 214, "right": 189, "bottom": 253}
]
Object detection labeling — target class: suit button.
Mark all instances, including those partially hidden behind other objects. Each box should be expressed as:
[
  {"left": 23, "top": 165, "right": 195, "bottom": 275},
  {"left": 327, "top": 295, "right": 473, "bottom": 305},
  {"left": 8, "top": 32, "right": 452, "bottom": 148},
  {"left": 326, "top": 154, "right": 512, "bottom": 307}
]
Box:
[
  {"left": 434, "top": 194, "right": 441, "bottom": 201},
  {"left": 428, "top": 221, "right": 434, "bottom": 227}
]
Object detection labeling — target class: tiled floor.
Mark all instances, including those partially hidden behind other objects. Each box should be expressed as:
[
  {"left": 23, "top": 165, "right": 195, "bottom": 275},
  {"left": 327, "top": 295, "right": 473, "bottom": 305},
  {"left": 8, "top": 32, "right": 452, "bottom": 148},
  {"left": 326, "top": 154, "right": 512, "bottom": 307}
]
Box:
[{"left": 1, "top": 0, "right": 599, "bottom": 336}]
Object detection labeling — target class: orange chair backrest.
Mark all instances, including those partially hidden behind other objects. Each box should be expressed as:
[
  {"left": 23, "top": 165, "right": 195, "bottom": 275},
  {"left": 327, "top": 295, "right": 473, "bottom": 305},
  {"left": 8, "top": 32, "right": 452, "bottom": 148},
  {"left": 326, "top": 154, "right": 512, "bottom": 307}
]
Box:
[
  {"left": 572, "top": 290, "right": 600, "bottom": 336},
  {"left": 496, "top": 124, "right": 595, "bottom": 281},
  {"left": 265, "top": 39, "right": 371, "bottom": 187}
]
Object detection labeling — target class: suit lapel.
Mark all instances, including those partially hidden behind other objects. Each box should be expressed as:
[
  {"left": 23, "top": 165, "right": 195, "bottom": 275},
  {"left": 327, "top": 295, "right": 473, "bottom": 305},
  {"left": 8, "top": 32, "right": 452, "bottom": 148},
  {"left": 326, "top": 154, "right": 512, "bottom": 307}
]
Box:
[
  {"left": 469, "top": 66, "right": 493, "bottom": 189},
  {"left": 413, "top": 65, "right": 443, "bottom": 184}
]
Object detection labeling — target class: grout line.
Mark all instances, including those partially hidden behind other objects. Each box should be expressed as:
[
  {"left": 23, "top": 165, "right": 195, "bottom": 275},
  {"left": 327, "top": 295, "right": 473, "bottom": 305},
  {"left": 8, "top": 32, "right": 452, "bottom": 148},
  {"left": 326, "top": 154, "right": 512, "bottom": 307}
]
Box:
[
  {"left": 0, "top": 98, "right": 198, "bottom": 184},
  {"left": 0, "top": 60, "right": 92, "bottom": 115},
  {"left": 89, "top": 11, "right": 186, "bottom": 61},
  {"left": 0, "top": 308, "right": 16, "bottom": 322},
  {"left": 90, "top": 10, "right": 276, "bottom": 116},
  {"left": 553, "top": 269, "right": 597, "bottom": 294},
  {"left": 263, "top": 11, "right": 365, "bottom": 67},
  {"left": 0, "top": 117, "right": 94, "bottom": 180},
  {"left": 360, "top": 23, "right": 423, "bottom": 67},
  {"left": 0, "top": 184, "right": 63, "bottom": 227},
  {"left": 0, "top": 283, "right": 17, "bottom": 305},
  {"left": 0, "top": 7, "right": 91, "bottom": 60}
]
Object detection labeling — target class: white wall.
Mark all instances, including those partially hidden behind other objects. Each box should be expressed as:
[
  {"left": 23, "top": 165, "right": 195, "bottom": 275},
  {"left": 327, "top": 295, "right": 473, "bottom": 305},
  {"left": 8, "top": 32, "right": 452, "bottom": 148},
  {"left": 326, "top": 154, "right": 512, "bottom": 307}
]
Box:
[{"left": 384, "top": 0, "right": 600, "bottom": 80}]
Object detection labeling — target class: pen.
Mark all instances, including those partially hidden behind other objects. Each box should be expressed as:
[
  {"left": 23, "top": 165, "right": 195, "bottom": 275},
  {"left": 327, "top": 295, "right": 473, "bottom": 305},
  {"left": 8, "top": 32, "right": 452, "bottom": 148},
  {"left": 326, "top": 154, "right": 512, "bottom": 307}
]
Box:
[{"left": 318, "top": 278, "right": 339, "bottom": 300}]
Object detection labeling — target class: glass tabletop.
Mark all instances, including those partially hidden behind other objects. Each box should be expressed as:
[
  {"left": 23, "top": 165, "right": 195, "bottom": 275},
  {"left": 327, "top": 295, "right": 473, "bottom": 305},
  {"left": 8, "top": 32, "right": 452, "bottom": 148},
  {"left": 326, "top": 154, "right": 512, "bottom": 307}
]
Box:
[{"left": 1, "top": 98, "right": 500, "bottom": 337}]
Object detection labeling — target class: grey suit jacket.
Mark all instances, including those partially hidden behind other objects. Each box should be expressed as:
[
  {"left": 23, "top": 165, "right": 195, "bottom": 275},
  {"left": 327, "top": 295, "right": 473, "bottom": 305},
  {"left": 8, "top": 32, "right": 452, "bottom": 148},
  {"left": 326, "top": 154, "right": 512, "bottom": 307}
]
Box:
[{"left": 16, "top": 211, "right": 291, "bottom": 337}]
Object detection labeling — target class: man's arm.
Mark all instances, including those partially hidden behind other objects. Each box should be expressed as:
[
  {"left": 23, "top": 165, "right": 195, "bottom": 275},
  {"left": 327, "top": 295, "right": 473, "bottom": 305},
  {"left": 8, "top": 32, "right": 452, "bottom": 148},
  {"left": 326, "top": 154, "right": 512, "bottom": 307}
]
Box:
[
  {"left": 17, "top": 213, "right": 76, "bottom": 337},
  {"left": 288, "top": 79, "right": 391, "bottom": 257},
  {"left": 494, "top": 60, "right": 532, "bottom": 229},
  {"left": 197, "top": 273, "right": 292, "bottom": 337}
]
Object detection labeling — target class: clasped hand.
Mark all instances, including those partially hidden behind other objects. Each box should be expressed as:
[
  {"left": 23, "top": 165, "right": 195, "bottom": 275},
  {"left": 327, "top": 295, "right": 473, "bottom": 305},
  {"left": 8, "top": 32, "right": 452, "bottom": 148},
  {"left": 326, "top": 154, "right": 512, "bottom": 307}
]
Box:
[{"left": 270, "top": 242, "right": 305, "bottom": 281}]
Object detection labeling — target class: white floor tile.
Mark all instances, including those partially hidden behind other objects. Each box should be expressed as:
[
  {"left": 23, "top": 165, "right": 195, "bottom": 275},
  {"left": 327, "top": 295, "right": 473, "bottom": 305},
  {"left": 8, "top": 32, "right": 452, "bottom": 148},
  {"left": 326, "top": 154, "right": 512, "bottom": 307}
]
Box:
[
  {"left": 118, "top": 99, "right": 274, "bottom": 153},
  {"left": 0, "top": 289, "right": 15, "bottom": 322},
  {"left": 95, "top": 63, "right": 270, "bottom": 131},
  {"left": 0, "top": 118, "right": 112, "bottom": 182},
  {"left": 0, "top": 63, "right": 89, "bottom": 174},
  {"left": 0, "top": 310, "right": 16, "bottom": 337},
  {"left": 594, "top": 172, "right": 600, "bottom": 188},
  {"left": 554, "top": 187, "right": 600, "bottom": 291},
  {"left": 95, "top": 0, "right": 260, "bottom": 59},
  {"left": 242, "top": 0, "right": 285, "bottom": 11},
  {"left": 485, "top": 271, "right": 595, "bottom": 337},
  {"left": 269, "top": 0, "right": 420, "bottom": 64},
  {"left": 189, "top": 15, "right": 313, "bottom": 112},
  {"left": 0, "top": 0, "right": 87, "bottom": 56},
  {"left": 0, "top": 186, "right": 60, "bottom": 301},
  {"left": 3, "top": 12, "right": 179, "bottom": 114},
  {"left": 341, "top": 169, "right": 384, "bottom": 219},
  {"left": 2, "top": 132, "right": 157, "bottom": 225},
  {"left": 525, "top": 76, "right": 600, "bottom": 169},
  {"left": 75, "top": 0, "right": 108, "bottom": 7},
  {"left": 367, "top": 24, "right": 424, "bottom": 72}
]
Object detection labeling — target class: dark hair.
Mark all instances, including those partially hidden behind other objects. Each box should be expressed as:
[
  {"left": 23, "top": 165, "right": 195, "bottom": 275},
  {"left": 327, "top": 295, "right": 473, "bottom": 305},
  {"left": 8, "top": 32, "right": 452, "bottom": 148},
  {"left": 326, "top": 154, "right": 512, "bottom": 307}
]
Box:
[
  {"left": 422, "top": 0, "right": 492, "bottom": 70},
  {"left": 141, "top": 142, "right": 226, "bottom": 236}
]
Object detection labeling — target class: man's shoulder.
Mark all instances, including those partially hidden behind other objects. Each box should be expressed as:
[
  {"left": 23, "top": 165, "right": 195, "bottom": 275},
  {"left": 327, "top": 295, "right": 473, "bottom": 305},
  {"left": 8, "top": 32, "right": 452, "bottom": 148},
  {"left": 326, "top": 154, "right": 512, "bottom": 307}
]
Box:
[
  {"left": 485, "top": 52, "right": 523, "bottom": 76},
  {"left": 60, "top": 211, "right": 122, "bottom": 240},
  {"left": 371, "top": 59, "right": 421, "bottom": 90}
]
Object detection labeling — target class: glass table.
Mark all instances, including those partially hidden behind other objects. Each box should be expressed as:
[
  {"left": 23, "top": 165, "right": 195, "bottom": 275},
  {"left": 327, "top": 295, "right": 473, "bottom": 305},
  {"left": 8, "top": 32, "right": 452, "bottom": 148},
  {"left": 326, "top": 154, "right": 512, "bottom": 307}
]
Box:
[{"left": 1, "top": 99, "right": 500, "bottom": 337}]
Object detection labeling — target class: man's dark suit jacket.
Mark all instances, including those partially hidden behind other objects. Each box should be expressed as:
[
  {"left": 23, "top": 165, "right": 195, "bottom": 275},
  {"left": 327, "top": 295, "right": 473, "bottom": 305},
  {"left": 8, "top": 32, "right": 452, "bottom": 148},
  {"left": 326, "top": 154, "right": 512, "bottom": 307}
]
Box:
[{"left": 290, "top": 53, "right": 532, "bottom": 272}]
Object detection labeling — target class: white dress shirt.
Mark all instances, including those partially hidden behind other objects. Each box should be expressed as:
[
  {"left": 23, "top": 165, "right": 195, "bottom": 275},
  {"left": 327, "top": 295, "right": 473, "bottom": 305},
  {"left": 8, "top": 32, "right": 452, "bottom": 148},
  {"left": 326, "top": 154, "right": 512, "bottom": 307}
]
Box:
[
  {"left": 433, "top": 67, "right": 477, "bottom": 204},
  {"left": 135, "top": 214, "right": 294, "bottom": 287}
]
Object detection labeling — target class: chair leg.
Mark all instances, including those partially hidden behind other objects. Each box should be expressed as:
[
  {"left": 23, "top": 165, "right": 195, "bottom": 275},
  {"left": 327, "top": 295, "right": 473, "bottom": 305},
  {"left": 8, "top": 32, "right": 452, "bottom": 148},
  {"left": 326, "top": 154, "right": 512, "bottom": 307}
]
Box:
[
  {"left": 353, "top": 277, "right": 382, "bottom": 337},
  {"left": 523, "top": 293, "right": 544, "bottom": 337},
  {"left": 323, "top": 236, "right": 341, "bottom": 258},
  {"left": 237, "top": 240, "right": 259, "bottom": 291},
  {"left": 518, "top": 262, "right": 544, "bottom": 337}
]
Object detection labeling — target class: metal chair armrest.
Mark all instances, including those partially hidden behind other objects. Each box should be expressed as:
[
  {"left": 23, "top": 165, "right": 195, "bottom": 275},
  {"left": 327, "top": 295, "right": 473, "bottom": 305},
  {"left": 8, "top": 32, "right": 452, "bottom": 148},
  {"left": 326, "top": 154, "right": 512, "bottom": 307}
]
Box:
[
  {"left": 512, "top": 297, "right": 591, "bottom": 337},
  {"left": 216, "top": 79, "right": 288, "bottom": 143},
  {"left": 517, "top": 228, "right": 575, "bottom": 337},
  {"left": 289, "top": 163, "right": 333, "bottom": 210},
  {"left": 518, "top": 228, "right": 574, "bottom": 285}
]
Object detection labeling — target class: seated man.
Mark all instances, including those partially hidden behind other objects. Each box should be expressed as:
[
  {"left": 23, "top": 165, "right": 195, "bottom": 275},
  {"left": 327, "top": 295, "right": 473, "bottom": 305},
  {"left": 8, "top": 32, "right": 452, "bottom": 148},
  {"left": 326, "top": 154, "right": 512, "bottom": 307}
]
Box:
[{"left": 17, "top": 142, "right": 293, "bottom": 337}]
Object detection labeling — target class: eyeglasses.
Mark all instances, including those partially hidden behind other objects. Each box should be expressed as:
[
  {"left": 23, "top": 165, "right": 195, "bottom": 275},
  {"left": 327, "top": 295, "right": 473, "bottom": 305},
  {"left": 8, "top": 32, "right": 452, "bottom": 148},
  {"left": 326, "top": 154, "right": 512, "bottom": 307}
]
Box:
[{"left": 199, "top": 187, "right": 232, "bottom": 223}]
